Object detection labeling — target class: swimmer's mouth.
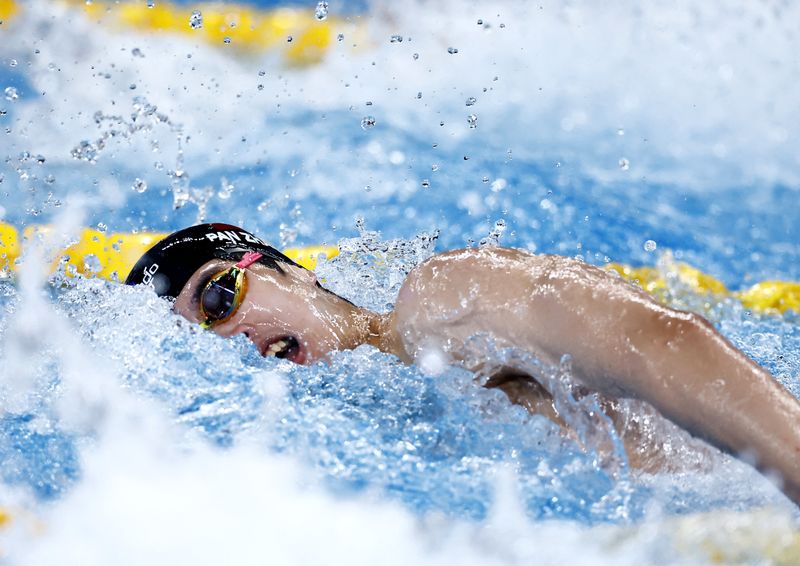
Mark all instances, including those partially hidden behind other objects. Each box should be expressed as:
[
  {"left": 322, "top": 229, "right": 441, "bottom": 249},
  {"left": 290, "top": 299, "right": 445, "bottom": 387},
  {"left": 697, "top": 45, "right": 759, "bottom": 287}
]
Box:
[{"left": 261, "top": 335, "right": 304, "bottom": 363}]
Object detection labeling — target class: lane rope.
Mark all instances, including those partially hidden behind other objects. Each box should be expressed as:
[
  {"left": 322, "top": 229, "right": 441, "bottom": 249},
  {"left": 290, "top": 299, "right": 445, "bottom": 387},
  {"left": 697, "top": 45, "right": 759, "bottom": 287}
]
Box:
[
  {"left": 0, "top": 222, "right": 337, "bottom": 280},
  {"left": 1, "top": 222, "right": 797, "bottom": 314},
  {"left": 5, "top": 0, "right": 360, "bottom": 65}
]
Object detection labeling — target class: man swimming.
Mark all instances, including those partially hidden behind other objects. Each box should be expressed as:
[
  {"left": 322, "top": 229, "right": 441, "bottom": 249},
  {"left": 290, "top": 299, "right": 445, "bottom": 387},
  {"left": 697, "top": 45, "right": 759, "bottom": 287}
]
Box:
[{"left": 126, "top": 222, "right": 800, "bottom": 505}]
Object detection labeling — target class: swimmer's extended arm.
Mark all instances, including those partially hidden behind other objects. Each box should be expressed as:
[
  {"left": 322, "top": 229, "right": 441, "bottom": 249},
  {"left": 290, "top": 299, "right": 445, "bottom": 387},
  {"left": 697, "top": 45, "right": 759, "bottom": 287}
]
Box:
[{"left": 394, "top": 247, "right": 800, "bottom": 503}]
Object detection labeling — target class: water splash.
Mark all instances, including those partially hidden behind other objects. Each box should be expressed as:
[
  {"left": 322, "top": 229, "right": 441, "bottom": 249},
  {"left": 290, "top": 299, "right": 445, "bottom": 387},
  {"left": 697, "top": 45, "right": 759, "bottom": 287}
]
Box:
[
  {"left": 314, "top": 220, "right": 439, "bottom": 312},
  {"left": 478, "top": 219, "right": 506, "bottom": 247},
  {"left": 69, "top": 98, "right": 196, "bottom": 210},
  {"left": 189, "top": 10, "right": 203, "bottom": 30},
  {"left": 4, "top": 86, "right": 19, "bottom": 101},
  {"left": 315, "top": 1, "right": 329, "bottom": 21}
]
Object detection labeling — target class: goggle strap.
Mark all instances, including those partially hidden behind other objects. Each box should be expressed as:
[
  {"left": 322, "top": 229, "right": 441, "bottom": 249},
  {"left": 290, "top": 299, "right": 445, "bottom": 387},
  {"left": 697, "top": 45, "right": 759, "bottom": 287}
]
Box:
[{"left": 236, "top": 251, "right": 264, "bottom": 269}]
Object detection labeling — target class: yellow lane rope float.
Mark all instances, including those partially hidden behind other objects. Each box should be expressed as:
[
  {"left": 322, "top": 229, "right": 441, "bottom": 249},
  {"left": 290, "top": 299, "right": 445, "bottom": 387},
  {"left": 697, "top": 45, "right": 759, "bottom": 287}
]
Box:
[
  {"left": 0, "top": 222, "right": 337, "bottom": 279},
  {"left": 3, "top": 0, "right": 356, "bottom": 66},
  {"left": 75, "top": 0, "right": 345, "bottom": 66},
  {"left": 605, "top": 262, "right": 800, "bottom": 315},
  {"left": 1, "top": 222, "right": 798, "bottom": 314},
  {"left": 0, "top": 0, "right": 18, "bottom": 22}
]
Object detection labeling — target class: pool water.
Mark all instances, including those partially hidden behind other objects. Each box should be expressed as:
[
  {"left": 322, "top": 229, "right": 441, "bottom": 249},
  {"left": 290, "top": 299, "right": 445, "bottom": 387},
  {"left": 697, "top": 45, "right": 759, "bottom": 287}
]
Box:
[{"left": 0, "top": 0, "right": 799, "bottom": 563}]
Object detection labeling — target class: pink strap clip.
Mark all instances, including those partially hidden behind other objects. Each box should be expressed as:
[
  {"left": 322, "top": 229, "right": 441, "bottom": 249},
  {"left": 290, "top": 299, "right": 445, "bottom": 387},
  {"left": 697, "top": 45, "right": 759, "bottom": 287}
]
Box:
[{"left": 236, "top": 251, "right": 264, "bottom": 269}]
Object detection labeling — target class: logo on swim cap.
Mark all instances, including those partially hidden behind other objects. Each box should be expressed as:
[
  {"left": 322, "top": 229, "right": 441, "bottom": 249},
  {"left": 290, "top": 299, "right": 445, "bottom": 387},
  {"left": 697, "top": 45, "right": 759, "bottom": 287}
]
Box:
[
  {"left": 124, "top": 223, "right": 300, "bottom": 299},
  {"left": 204, "top": 229, "right": 268, "bottom": 246},
  {"left": 140, "top": 263, "right": 159, "bottom": 285}
]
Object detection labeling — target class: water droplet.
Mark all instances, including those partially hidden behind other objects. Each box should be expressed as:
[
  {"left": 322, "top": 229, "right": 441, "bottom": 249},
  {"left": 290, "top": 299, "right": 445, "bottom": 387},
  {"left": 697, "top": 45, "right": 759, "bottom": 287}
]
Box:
[
  {"left": 480, "top": 219, "right": 507, "bottom": 247},
  {"left": 390, "top": 35, "right": 403, "bottom": 43},
  {"left": 617, "top": 128, "right": 625, "bottom": 136},
  {"left": 477, "top": 19, "right": 483, "bottom": 25},
  {"left": 258, "top": 70, "right": 266, "bottom": 77},
  {"left": 361, "top": 116, "right": 376, "bottom": 130},
  {"left": 465, "top": 97, "right": 476, "bottom": 106},
  {"left": 482, "top": 176, "right": 489, "bottom": 183},
  {"left": 4, "top": 87, "right": 18, "bottom": 101},
  {"left": 315, "top": 1, "right": 329, "bottom": 21},
  {"left": 223, "top": 37, "right": 231, "bottom": 45},
  {"left": 96, "top": 222, "right": 108, "bottom": 233},
  {"left": 132, "top": 178, "right": 148, "bottom": 193},
  {"left": 83, "top": 254, "right": 102, "bottom": 274},
  {"left": 129, "top": 83, "right": 137, "bottom": 90},
  {"left": 467, "top": 114, "right": 477, "bottom": 129},
  {"left": 431, "top": 163, "right": 439, "bottom": 172},
  {"left": 71, "top": 140, "right": 98, "bottom": 163},
  {"left": 447, "top": 47, "right": 459, "bottom": 54},
  {"left": 618, "top": 158, "right": 630, "bottom": 171},
  {"left": 421, "top": 179, "right": 430, "bottom": 188},
  {"left": 287, "top": 35, "right": 293, "bottom": 43},
  {"left": 337, "top": 33, "right": 344, "bottom": 42},
  {"left": 189, "top": 10, "right": 203, "bottom": 29},
  {"left": 412, "top": 53, "right": 419, "bottom": 60},
  {"left": 490, "top": 178, "right": 507, "bottom": 192},
  {"left": 132, "top": 47, "right": 144, "bottom": 58},
  {"left": 257, "top": 84, "right": 264, "bottom": 91},
  {"left": 416, "top": 92, "right": 422, "bottom": 99},
  {"left": 218, "top": 177, "right": 234, "bottom": 200},
  {"left": 644, "top": 240, "right": 657, "bottom": 252},
  {"left": 9, "top": 59, "right": 17, "bottom": 67}
]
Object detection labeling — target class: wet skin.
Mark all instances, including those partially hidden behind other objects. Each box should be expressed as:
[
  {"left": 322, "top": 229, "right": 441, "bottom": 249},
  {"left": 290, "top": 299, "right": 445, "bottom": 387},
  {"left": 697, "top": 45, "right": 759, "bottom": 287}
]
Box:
[
  {"left": 173, "top": 258, "right": 399, "bottom": 365},
  {"left": 174, "top": 247, "right": 800, "bottom": 505}
]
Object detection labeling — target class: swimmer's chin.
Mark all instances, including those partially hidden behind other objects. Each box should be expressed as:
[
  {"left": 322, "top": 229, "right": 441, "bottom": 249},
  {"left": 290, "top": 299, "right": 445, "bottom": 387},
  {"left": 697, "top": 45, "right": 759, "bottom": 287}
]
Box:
[{"left": 259, "top": 335, "right": 307, "bottom": 365}]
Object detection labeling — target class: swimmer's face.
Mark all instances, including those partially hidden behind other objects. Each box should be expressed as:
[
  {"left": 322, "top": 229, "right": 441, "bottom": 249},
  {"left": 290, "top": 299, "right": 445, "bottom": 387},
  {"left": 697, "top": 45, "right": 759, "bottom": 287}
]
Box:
[{"left": 173, "top": 259, "right": 362, "bottom": 364}]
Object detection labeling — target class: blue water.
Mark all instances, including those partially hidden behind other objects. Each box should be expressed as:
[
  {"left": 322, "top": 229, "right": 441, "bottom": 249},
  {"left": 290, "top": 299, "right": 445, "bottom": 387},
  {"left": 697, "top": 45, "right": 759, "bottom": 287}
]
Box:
[{"left": 1, "top": 0, "right": 800, "bottom": 559}]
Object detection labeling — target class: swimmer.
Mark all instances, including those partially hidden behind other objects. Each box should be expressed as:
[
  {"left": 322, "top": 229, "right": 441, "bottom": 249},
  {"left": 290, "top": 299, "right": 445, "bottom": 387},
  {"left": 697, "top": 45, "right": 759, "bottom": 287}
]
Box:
[{"left": 126, "top": 223, "right": 800, "bottom": 504}]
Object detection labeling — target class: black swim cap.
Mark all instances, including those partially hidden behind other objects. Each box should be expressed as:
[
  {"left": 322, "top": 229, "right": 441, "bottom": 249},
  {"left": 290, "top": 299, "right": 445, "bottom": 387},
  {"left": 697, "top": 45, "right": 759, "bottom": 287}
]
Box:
[{"left": 124, "top": 223, "right": 301, "bottom": 299}]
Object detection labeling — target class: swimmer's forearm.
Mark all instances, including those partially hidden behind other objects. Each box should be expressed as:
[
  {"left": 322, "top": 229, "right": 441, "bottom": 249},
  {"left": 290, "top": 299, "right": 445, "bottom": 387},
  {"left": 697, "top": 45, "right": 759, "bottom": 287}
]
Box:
[
  {"left": 531, "top": 278, "right": 800, "bottom": 502},
  {"left": 618, "top": 312, "right": 800, "bottom": 503}
]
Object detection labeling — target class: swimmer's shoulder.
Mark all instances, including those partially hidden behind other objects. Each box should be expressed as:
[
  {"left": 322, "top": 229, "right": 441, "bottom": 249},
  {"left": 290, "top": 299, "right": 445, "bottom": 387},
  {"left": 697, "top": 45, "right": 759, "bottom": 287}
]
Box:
[
  {"left": 401, "top": 246, "right": 559, "bottom": 288},
  {"left": 395, "top": 247, "right": 557, "bottom": 312}
]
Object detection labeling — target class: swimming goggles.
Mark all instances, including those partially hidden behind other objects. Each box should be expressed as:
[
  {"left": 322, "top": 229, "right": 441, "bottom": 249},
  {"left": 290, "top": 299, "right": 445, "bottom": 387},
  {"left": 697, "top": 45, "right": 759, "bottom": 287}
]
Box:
[{"left": 199, "top": 251, "right": 263, "bottom": 329}]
